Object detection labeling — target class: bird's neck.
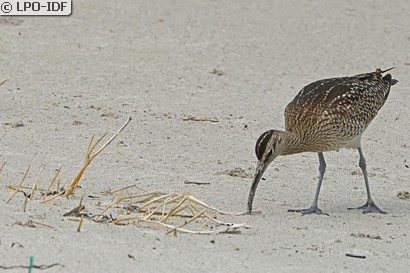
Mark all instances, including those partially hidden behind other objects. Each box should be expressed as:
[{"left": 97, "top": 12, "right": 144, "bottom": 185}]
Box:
[{"left": 281, "top": 130, "right": 308, "bottom": 156}]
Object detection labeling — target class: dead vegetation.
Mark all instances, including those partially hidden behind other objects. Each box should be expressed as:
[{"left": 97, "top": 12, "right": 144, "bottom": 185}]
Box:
[
  {"left": 3, "top": 118, "right": 250, "bottom": 235},
  {"left": 397, "top": 191, "right": 410, "bottom": 200},
  {"left": 182, "top": 116, "right": 219, "bottom": 122},
  {"left": 64, "top": 187, "right": 250, "bottom": 235},
  {"left": 215, "top": 167, "right": 251, "bottom": 178},
  {"left": 351, "top": 232, "right": 382, "bottom": 240}
]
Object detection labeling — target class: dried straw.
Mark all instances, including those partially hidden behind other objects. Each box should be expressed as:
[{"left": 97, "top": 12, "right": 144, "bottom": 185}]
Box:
[
  {"left": 101, "top": 189, "right": 250, "bottom": 235},
  {"left": 64, "top": 117, "right": 131, "bottom": 197},
  {"left": 6, "top": 166, "right": 30, "bottom": 204}
]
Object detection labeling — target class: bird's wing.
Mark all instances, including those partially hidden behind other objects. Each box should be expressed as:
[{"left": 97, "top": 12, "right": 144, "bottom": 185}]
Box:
[{"left": 284, "top": 71, "right": 392, "bottom": 139}]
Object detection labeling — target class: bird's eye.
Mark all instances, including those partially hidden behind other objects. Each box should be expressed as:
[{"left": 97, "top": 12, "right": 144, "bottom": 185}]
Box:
[{"left": 267, "top": 149, "right": 273, "bottom": 157}]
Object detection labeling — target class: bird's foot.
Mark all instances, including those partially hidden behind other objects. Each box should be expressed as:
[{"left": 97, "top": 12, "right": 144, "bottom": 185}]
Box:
[
  {"left": 288, "top": 206, "right": 329, "bottom": 216},
  {"left": 347, "top": 200, "right": 387, "bottom": 214},
  {"left": 243, "top": 209, "right": 262, "bottom": 215}
]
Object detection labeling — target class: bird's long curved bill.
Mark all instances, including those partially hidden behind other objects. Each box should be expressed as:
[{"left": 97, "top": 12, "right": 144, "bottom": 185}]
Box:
[{"left": 247, "top": 161, "right": 268, "bottom": 213}]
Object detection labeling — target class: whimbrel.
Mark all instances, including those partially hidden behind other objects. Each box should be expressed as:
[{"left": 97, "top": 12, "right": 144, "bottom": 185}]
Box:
[{"left": 247, "top": 68, "right": 398, "bottom": 215}]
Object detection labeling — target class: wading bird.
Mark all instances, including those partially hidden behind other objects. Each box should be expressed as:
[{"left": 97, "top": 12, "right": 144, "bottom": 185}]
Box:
[{"left": 247, "top": 68, "right": 398, "bottom": 215}]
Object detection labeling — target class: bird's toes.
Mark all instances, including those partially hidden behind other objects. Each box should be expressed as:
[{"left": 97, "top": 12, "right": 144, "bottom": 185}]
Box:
[
  {"left": 348, "top": 201, "right": 387, "bottom": 214},
  {"left": 244, "top": 209, "right": 262, "bottom": 215},
  {"left": 288, "top": 207, "right": 329, "bottom": 216},
  {"left": 362, "top": 205, "right": 387, "bottom": 214}
]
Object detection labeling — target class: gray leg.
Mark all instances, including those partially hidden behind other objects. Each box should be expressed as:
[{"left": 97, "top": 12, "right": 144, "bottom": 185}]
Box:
[
  {"left": 348, "top": 148, "right": 386, "bottom": 214},
  {"left": 288, "top": 152, "right": 328, "bottom": 215}
]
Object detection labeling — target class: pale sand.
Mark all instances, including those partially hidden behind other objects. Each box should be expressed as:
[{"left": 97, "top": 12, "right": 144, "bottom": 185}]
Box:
[{"left": 1, "top": 1, "right": 409, "bottom": 272}]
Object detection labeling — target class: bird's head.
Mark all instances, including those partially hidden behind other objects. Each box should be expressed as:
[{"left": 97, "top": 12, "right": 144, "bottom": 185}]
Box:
[
  {"left": 247, "top": 130, "right": 285, "bottom": 213},
  {"left": 255, "top": 130, "right": 285, "bottom": 165}
]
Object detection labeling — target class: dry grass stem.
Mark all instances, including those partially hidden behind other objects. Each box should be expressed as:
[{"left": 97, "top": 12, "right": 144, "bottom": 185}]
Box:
[
  {"left": 63, "top": 204, "right": 85, "bottom": 217},
  {"left": 40, "top": 191, "right": 65, "bottom": 203},
  {"left": 101, "top": 184, "right": 148, "bottom": 195},
  {"left": 182, "top": 116, "right": 219, "bottom": 122},
  {"left": 6, "top": 165, "right": 30, "bottom": 204},
  {"left": 23, "top": 194, "right": 29, "bottom": 212},
  {"left": 186, "top": 195, "right": 242, "bottom": 215},
  {"left": 43, "top": 167, "right": 61, "bottom": 199},
  {"left": 64, "top": 117, "right": 132, "bottom": 197},
  {"left": 77, "top": 215, "right": 84, "bottom": 232},
  {"left": 0, "top": 161, "right": 6, "bottom": 176},
  {"left": 29, "top": 166, "right": 44, "bottom": 201},
  {"left": 97, "top": 192, "right": 159, "bottom": 217},
  {"left": 136, "top": 207, "right": 192, "bottom": 218},
  {"left": 170, "top": 203, "right": 192, "bottom": 216},
  {"left": 97, "top": 199, "right": 121, "bottom": 216},
  {"left": 184, "top": 180, "right": 211, "bottom": 185},
  {"left": 112, "top": 216, "right": 141, "bottom": 224},
  {"left": 166, "top": 209, "right": 207, "bottom": 235},
  {"left": 139, "top": 192, "right": 175, "bottom": 209},
  {"left": 140, "top": 219, "right": 240, "bottom": 235},
  {"left": 31, "top": 220, "right": 56, "bottom": 229},
  {"left": 161, "top": 193, "right": 190, "bottom": 223},
  {"left": 200, "top": 211, "right": 219, "bottom": 228}
]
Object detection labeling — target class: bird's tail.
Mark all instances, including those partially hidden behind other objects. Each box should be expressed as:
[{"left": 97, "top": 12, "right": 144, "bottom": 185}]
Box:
[
  {"left": 382, "top": 73, "right": 398, "bottom": 86},
  {"left": 381, "top": 69, "right": 398, "bottom": 100},
  {"left": 391, "top": 78, "right": 399, "bottom": 86},
  {"left": 380, "top": 67, "right": 398, "bottom": 85}
]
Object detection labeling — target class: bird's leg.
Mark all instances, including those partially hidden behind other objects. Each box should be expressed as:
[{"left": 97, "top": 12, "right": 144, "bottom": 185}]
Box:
[
  {"left": 288, "top": 152, "right": 328, "bottom": 215},
  {"left": 348, "top": 148, "right": 387, "bottom": 214}
]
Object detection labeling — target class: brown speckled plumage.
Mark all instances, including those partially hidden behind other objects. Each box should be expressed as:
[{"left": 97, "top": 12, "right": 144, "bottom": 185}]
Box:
[
  {"left": 282, "top": 68, "right": 397, "bottom": 154},
  {"left": 248, "top": 68, "right": 398, "bottom": 215}
]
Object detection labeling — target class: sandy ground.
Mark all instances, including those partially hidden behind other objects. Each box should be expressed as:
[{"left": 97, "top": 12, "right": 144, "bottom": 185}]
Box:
[{"left": 1, "top": 0, "right": 409, "bottom": 272}]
